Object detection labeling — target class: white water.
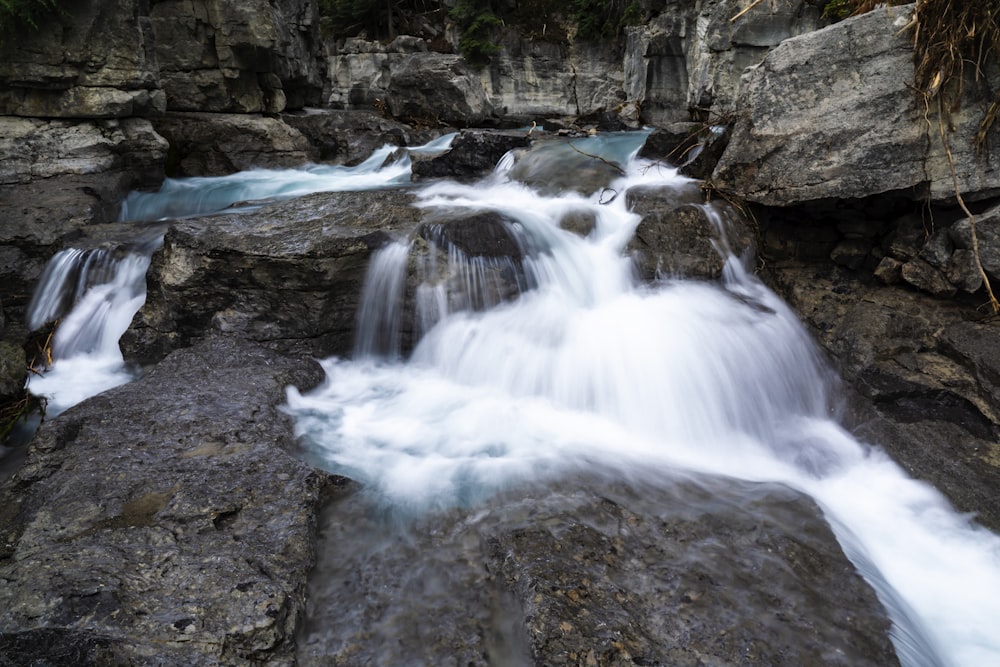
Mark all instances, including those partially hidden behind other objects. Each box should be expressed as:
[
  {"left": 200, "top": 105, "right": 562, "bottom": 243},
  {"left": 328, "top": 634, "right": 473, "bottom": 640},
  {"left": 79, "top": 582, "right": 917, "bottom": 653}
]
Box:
[
  {"left": 22, "top": 131, "right": 1000, "bottom": 665},
  {"left": 285, "top": 142, "right": 1000, "bottom": 667},
  {"left": 25, "top": 135, "right": 457, "bottom": 414}
]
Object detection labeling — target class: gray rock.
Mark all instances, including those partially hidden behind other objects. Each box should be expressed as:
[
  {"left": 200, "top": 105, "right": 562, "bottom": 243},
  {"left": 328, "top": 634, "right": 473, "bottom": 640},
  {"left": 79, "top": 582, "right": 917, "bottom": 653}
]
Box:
[
  {"left": 151, "top": 112, "right": 317, "bottom": 176},
  {"left": 713, "top": 4, "right": 1000, "bottom": 206},
  {"left": 0, "top": 117, "right": 168, "bottom": 332},
  {"left": 766, "top": 263, "right": 1000, "bottom": 531},
  {"left": 299, "top": 474, "right": 899, "bottom": 666},
  {"left": 0, "top": 341, "right": 25, "bottom": 405},
  {"left": 627, "top": 188, "right": 755, "bottom": 281},
  {"left": 281, "top": 109, "right": 431, "bottom": 165},
  {"left": 412, "top": 129, "right": 532, "bottom": 181},
  {"left": 0, "top": 337, "right": 327, "bottom": 665},
  {"left": 123, "top": 189, "right": 425, "bottom": 364},
  {"left": 149, "top": 0, "right": 323, "bottom": 113},
  {"left": 0, "top": 0, "right": 164, "bottom": 118},
  {"left": 901, "top": 258, "right": 958, "bottom": 297}
]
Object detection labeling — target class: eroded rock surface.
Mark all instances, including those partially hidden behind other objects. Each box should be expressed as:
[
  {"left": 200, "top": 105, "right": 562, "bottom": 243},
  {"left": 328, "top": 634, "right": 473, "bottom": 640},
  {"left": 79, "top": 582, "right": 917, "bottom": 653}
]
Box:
[
  {"left": 0, "top": 337, "right": 327, "bottom": 665},
  {"left": 299, "top": 474, "right": 899, "bottom": 666},
  {"left": 123, "top": 189, "right": 425, "bottom": 364}
]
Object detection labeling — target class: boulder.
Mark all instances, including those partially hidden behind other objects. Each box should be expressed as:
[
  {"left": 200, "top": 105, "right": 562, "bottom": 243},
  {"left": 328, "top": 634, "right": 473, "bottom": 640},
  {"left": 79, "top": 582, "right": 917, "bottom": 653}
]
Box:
[
  {"left": 151, "top": 112, "right": 318, "bottom": 176},
  {"left": 713, "top": 4, "right": 1000, "bottom": 205},
  {"left": 299, "top": 474, "right": 899, "bottom": 666},
  {"left": 281, "top": 108, "right": 433, "bottom": 165},
  {"left": 412, "top": 129, "right": 532, "bottom": 181},
  {"left": 627, "top": 187, "right": 755, "bottom": 281},
  {"left": 123, "top": 189, "right": 425, "bottom": 364},
  {"left": 0, "top": 337, "right": 327, "bottom": 665},
  {"left": 0, "top": 0, "right": 164, "bottom": 118}
]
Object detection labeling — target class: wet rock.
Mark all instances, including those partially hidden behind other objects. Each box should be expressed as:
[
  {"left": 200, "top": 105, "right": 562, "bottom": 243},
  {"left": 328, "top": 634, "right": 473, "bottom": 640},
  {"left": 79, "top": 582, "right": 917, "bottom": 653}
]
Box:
[
  {"left": 299, "top": 474, "right": 899, "bottom": 666},
  {"left": 766, "top": 263, "right": 1000, "bottom": 531},
  {"left": 0, "top": 341, "right": 26, "bottom": 406},
  {"left": 507, "top": 139, "right": 627, "bottom": 196},
  {"left": 123, "top": 189, "right": 424, "bottom": 364},
  {"left": 713, "top": 5, "right": 1000, "bottom": 206},
  {"left": 637, "top": 122, "right": 703, "bottom": 165},
  {"left": 627, "top": 188, "right": 755, "bottom": 281},
  {"left": 0, "top": 117, "right": 168, "bottom": 329},
  {"left": 0, "top": 337, "right": 327, "bottom": 665},
  {"left": 901, "top": 258, "right": 957, "bottom": 298},
  {"left": 412, "top": 129, "right": 532, "bottom": 181},
  {"left": 152, "top": 112, "right": 317, "bottom": 177},
  {"left": 281, "top": 109, "right": 435, "bottom": 165}
]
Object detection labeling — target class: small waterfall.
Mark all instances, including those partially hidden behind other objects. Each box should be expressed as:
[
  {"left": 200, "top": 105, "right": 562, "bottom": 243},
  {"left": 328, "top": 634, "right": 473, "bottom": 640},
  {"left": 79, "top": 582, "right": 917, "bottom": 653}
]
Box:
[
  {"left": 286, "top": 134, "right": 1000, "bottom": 667},
  {"left": 353, "top": 241, "right": 411, "bottom": 360}
]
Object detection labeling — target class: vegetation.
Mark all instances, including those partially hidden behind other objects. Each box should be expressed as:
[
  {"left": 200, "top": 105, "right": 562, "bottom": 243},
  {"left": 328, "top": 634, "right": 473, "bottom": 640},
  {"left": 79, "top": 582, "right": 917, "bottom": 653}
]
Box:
[
  {"left": 0, "top": 0, "right": 59, "bottom": 40},
  {"left": 571, "top": 0, "right": 643, "bottom": 42},
  {"left": 449, "top": 0, "right": 501, "bottom": 66}
]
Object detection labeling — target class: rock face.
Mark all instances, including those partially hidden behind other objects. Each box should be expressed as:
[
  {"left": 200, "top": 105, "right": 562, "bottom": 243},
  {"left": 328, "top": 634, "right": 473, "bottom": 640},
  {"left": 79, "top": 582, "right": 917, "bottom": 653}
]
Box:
[
  {"left": 765, "top": 261, "right": 1000, "bottom": 532},
  {"left": 123, "top": 189, "right": 425, "bottom": 364},
  {"left": 0, "top": 337, "right": 327, "bottom": 665},
  {"left": 325, "top": 0, "right": 825, "bottom": 128},
  {"left": 0, "top": 0, "right": 323, "bottom": 118},
  {"left": 152, "top": 112, "right": 318, "bottom": 177},
  {"left": 0, "top": 117, "right": 168, "bottom": 336},
  {"left": 299, "top": 474, "right": 899, "bottom": 666},
  {"left": 0, "top": 0, "right": 164, "bottom": 118},
  {"left": 150, "top": 0, "right": 324, "bottom": 113},
  {"left": 713, "top": 4, "right": 1000, "bottom": 205}
]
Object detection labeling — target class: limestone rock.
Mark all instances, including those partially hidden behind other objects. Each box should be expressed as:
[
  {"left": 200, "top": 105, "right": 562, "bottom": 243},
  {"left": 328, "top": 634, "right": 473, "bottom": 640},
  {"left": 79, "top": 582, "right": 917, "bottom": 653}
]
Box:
[
  {"left": 0, "top": 337, "right": 327, "bottom": 665},
  {"left": 151, "top": 112, "right": 317, "bottom": 176},
  {"left": 281, "top": 109, "right": 431, "bottom": 165},
  {"left": 714, "top": 4, "right": 1000, "bottom": 205},
  {"left": 627, "top": 187, "right": 755, "bottom": 281},
  {"left": 123, "top": 189, "right": 425, "bottom": 364},
  {"left": 412, "top": 130, "right": 532, "bottom": 182},
  {"left": 149, "top": 0, "right": 323, "bottom": 113},
  {"left": 0, "top": 0, "right": 164, "bottom": 118},
  {"left": 299, "top": 474, "right": 899, "bottom": 666}
]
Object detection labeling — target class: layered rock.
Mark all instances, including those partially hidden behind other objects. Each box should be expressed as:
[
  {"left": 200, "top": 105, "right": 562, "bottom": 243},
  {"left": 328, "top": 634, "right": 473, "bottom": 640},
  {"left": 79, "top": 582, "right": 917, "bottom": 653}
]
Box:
[
  {"left": 713, "top": 4, "right": 1000, "bottom": 205},
  {"left": 0, "top": 117, "right": 168, "bottom": 336},
  {"left": 300, "top": 474, "right": 899, "bottom": 666},
  {"left": 147, "top": 0, "right": 323, "bottom": 113},
  {"left": 0, "top": 0, "right": 164, "bottom": 118},
  {"left": 151, "top": 112, "right": 318, "bottom": 177},
  {"left": 0, "top": 337, "right": 327, "bottom": 665},
  {"left": 123, "top": 189, "right": 425, "bottom": 364}
]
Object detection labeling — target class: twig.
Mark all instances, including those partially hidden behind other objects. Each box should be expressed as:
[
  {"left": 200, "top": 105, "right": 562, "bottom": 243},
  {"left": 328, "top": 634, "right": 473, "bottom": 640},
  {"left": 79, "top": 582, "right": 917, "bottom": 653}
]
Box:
[
  {"left": 567, "top": 142, "right": 626, "bottom": 176},
  {"left": 730, "top": 0, "right": 765, "bottom": 23}
]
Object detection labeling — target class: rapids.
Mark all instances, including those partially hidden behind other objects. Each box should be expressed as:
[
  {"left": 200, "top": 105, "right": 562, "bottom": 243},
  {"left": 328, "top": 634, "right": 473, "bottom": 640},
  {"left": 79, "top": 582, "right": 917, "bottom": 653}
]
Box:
[{"left": 21, "top": 130, "right": 1000, "bottom": 666}]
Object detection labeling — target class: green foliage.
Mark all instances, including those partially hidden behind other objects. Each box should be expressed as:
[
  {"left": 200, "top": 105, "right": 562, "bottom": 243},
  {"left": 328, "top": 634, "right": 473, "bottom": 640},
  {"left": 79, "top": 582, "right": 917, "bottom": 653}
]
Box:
[
  {"left": 0, "top": 0, "right": 59, "bottom": 39},
  {"left": 572, "top": 0, "right": 642, "bottom": 41},
  {"left": 450, "top": 0, "right": 501, "bottom": 66},
  {"left": 319, "top": 0, "right": 385, "bottom": 39},
  {"left": 820, "top": 0, "right": 853, "bottom": 20}
]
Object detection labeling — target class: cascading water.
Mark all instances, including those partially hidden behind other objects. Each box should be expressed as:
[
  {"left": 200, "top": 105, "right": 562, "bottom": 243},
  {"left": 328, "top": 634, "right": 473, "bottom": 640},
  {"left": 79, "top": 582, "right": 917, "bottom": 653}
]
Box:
[
  {"left": 285, "top": 135, "right": 1000, "bottom": 667},
  {"left": 24, "top": 135, "right": 457, "bottom": 414},
  {"left": 20, "top": 128, "right": 1000, "bottom": 665}
]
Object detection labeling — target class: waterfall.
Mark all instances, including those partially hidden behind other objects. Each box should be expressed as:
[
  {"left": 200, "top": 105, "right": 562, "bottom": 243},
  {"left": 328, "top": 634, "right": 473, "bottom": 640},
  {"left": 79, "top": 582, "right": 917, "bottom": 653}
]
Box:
[
  {"left": 24, "top": 135, "right": 457, "bottom": 414},
  {"left": 286, "top": 136, "right": 1000, "bottom": 667},
  {"left": 21, "top": 130, "right": 1000, "bottom": 666}
]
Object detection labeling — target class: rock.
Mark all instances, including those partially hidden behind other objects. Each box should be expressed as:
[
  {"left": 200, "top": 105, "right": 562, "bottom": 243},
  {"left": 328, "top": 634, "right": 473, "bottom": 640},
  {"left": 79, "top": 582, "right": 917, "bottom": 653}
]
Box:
[
  {"left": 299, "top": 473, "right": 899, "bottom": 666},
  {"left": 637, "top": 122, "right": 703, "bottom": 165},
  {"left": 0, "top": 0, "right": 164, "bottom": 118},
  {"left": 507, "top": 138, "right": 627, "bottom": 196},
  {"left": 627, "top": 188, "right": 755, "bottom": 281},
  {"left": 0, "top": 337, "right": 327, "bottom": 665},
  {"left": 149, "top": 0, "right": 324, "bottom": 113},
  {"left": 766, "top": 262, "right": 1000, "bottom": 531},
  {"left": 123, "top": 189, "right": 425, "bottom": 364},
  {"left": 713, "top": 5, "right": 1000, "bottom": 206},
  {"left": 901, "top": 258, "right": 957, "bottom": 297},
  {"left": 0, "top": 341, "right": 26, "bottom": 405},
  {"left": 412, "top": 129, "right": 532, "bottom": 181},
  {"left": 281, "top": 109, "right": 432, "bottom": 165},
  {"left": 0, "top": 117, "right": 168, "bottom": 331},
  {"left": 152, "top": 112, "right": 317, "bottom": 177},
  {"left": 951, "top": 203, "right": 1000, "bottom": 284},
  {"left": 624, "top": 0, "right": 823, "bottom": 125},
  {"left": 874, "top": 256, "right": 904, "bottom": 285}
]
